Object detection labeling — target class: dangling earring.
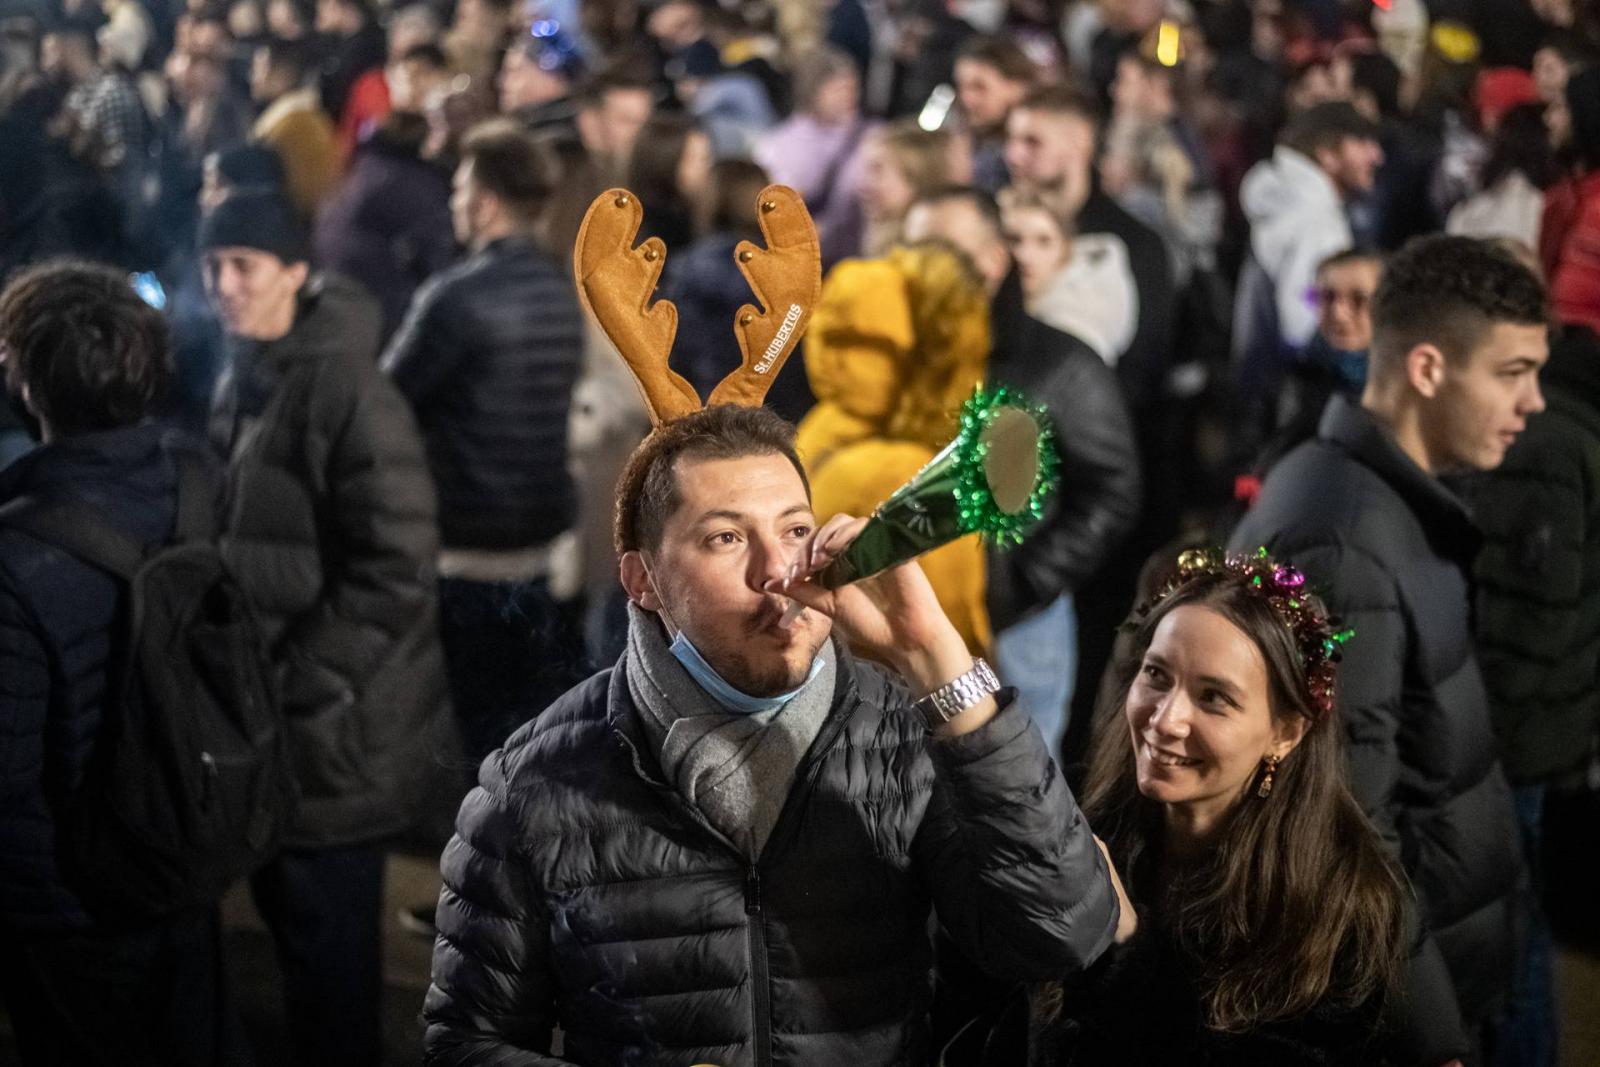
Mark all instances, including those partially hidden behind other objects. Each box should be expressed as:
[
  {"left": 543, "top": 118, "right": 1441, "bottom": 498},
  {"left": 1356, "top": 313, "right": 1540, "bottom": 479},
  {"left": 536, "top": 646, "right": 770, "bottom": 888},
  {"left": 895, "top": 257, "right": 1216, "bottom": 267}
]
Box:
[{"left": 1257, "top": 754, "right": 1280, "bottom": 798}]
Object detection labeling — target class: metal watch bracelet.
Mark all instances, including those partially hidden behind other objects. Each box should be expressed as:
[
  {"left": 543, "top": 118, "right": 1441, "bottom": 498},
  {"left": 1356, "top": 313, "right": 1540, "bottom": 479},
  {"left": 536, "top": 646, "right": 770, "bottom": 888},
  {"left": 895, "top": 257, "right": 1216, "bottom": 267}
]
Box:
[{"left": 914, "top": 658, "right": 1001, "bottom": 726}]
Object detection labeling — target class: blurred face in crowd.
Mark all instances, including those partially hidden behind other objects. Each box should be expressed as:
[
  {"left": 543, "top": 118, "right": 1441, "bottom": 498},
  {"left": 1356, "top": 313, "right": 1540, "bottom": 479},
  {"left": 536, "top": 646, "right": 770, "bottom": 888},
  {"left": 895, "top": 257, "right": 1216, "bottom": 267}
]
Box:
[
  {"left": 1111, "top": 56, "right": 1174, "bottom": 122},
  {"left": 41, "top": 32, "right": 94, "bottom": 82},
  {"left": 810, "top": 68, "right": 858, "bottom": 125},
  {"left": 314, "top": 0, "right": 359, "bottom": 36},
  {"left": 859, "top": 138, "right": 916, "bottom": 222},
  {"left": 1005, "top": 106, "right": 1095, "bottom": 210},
  {"left": 389, "top": 53, "right": 448, "bottom": 112},
  {"left": 1533, "top": 46, "right": 1572, "bottom": 105},
  {"left": 903, "top": 197, "right": 1010, "bottom": 294},
  {"left": 188, "top": 18, "right": 230, "bottom": 57},
  {"left": 203, "top": 247, "right": 307, "bottom": 341},
  {"left": 1125, "top": 605, "right": 1305, "bottom": 838},
  {"left": 249, "top": 47, "right": 294, "bottom": 102},
  {"left": 646, "top": 0, "right": 702, "bottom": 52},
  {"left": 580, "top": 86, "right": 655, "bottom": 164},
  {"left": 954, "top": 56, "right": 1027, "bottom": 134},
  {"left": 1002, "top": 203, "right": 1070, "bottom": 300},
  {"left": 386, "top": 7, "right": 438, "bottom": 61},
  {"left": 499, "top": 44, "right": 564, "bottom": 111},
  {"left": 677, "top": 129, "right": 713, "bottom": 202},
  {"left": 228, "top": 0, "right": 263, "bottom": 41},
  {"left": 1315, "top": 258, "right": 1380, "bottom": 351},
  {"left": 1407, "top": 322, "right": 1548, "bottom": 471},
  {"left": 1546, "top": 96, "right": 1571, "bottom": 150},
  {"left": 1314, "top": 135, "right": 1383, "bottom": 197},
  {"left": 621, "top": 453, "right": 832, "bottom": 697},
  {"left": 1251, "top": 0, "right": 1286, "bottom": 60},
  {"left": 266, "top": 0, "right": 307, "bottom": 40}
]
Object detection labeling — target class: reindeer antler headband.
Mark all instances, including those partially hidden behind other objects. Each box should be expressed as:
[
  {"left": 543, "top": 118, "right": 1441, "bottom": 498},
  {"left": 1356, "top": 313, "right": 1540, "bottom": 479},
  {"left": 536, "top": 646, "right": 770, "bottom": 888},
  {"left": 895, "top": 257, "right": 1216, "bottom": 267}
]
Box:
[{"left": 572, "top": 185, "right": 822, "bottom": 424}]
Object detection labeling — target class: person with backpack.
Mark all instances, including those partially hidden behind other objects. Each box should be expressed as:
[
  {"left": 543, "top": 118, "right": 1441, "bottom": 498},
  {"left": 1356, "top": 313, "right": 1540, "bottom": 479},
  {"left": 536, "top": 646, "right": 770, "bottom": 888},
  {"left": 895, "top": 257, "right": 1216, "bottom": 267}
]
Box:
[
  {"left": 0, "top": 261, "right": 255, "bottom": 1066},
  {"left": 203, "top": 189, "right": 447, "bottom": 1067}
]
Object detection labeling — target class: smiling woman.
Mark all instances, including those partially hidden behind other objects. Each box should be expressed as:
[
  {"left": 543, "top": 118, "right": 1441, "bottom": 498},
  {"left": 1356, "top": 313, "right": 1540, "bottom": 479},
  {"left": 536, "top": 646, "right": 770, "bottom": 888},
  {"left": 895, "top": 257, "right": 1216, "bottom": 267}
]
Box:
[{"left": 1024, "top": 550, "right": 1435, "bottom": 1065}]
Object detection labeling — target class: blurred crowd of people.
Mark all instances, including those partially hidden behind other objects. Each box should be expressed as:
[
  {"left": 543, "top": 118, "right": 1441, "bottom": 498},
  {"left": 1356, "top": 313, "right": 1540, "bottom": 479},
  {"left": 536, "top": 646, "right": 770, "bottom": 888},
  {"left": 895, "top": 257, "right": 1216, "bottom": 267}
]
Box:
[{"left": 2, "top": 0, "right": 1600, "bottom": 1063}]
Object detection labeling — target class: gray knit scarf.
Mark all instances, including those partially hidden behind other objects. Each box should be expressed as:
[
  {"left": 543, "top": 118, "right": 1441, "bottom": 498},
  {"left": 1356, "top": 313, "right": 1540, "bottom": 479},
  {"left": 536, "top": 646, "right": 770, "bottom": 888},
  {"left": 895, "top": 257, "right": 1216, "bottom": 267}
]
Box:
[{"left": 624, "top": 603, "right": 836, "bottom": 860}]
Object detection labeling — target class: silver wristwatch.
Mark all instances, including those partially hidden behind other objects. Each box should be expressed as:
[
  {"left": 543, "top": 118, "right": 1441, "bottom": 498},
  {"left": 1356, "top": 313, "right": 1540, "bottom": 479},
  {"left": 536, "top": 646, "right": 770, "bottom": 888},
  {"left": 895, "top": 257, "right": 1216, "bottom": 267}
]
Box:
[{"left": 914, "top": 658, "right": 1001, "bottom": 726}]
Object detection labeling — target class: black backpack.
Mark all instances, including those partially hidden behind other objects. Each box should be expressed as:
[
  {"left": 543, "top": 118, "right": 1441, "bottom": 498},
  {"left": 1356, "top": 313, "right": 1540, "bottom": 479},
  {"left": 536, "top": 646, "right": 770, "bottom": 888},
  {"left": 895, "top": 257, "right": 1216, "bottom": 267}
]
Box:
[{"left": 0, "top": 455, "right": 296, "bottom": 918}]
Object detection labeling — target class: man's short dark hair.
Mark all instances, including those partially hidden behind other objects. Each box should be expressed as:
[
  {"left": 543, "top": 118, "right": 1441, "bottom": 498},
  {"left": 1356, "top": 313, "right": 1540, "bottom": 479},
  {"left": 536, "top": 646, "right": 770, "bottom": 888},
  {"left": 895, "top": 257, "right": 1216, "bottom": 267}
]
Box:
[
  {"left": 576, "top": 67, "right": 656, "bottom": 110},
  {"left": 956, "top": 34, "right": 1037, "bottom": 84},
  {"left": 398, "top": 42, "right": 448, "bottom": 70},
  {"left": 459, "top": 118, "right": 555, "bottom": 219},
  {"left": 1370, "top": 235, "right": 1547, "bottom": 369},
  {"left": 1015, "top": 82, "right": 1102, "bottom": 127},
  {"left": 1280, "top": 101, "right": 1380, "bottom": 157},
  {"left": 1347, "top": 51, "right": 1401, "bottom": 121},
  {"left": 912, "top": 184, "right": 1002, "bottom": 238},
  {"left": 1317, "top": 246, "right": 1383, "bottom": 275},
  {"left": 0, "top": 260, "right": 172, "bottom": 436},
  {"left": 260, "top": 37, "right": 313, "bottom": 84},
  {"left": 614, "top": 405, "right": 810, "bottom": 555}
]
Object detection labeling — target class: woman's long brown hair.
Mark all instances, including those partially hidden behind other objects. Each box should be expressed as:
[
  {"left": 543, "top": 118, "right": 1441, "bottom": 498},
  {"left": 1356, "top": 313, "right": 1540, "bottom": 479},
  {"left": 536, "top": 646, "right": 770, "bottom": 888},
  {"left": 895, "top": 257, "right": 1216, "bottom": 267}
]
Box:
[{"left": 1076, "top": 572, "right": 1408, "bottom": 1032}]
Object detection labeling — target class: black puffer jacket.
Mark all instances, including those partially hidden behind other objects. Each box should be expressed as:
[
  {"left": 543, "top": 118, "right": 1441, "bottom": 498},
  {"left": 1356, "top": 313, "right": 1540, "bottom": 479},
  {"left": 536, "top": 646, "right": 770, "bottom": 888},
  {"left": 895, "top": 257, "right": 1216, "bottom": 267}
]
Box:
[
  {"left": 1230, "top": 395, "right": 1522, "bottom": 1028},
  {"left": 381, "top": 235, "right": 584, "bottom": 550},
  {"left": 423, "top": 649, "right": 1120, "bottom": 1066},
  {"left": 1465, "top": 327, "right": 1600, "bottom": 783},
  {"left": 0, "top": 424, "right": 207, "bottom": 932},
  {"left": 985, "top": 272, "right": 1142, "bottom": 633},
  {"left": 211, "top": 274, "right": 445, "bottom": 849}
]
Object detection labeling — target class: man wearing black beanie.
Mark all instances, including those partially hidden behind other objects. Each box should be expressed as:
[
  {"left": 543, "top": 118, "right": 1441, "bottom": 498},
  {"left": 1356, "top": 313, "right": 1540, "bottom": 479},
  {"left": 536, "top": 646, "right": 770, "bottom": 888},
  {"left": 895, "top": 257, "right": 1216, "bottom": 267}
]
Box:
[{"left": 201, "top": 189, "right": 449, "bottom": 1067}]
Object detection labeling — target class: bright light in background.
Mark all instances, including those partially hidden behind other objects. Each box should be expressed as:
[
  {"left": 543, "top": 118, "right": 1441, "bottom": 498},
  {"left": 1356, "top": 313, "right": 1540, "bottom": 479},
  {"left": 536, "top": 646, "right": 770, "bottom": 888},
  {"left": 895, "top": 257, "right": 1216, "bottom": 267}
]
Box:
[
  {"left": 918, "top": 84, "right": 956, "bottom": 131},
  {"left": 130, "top": 272, "right": 166, "bottom": 311},
  {"left": 1156, "top": 21, "right": 1181, "bottom": 67}
]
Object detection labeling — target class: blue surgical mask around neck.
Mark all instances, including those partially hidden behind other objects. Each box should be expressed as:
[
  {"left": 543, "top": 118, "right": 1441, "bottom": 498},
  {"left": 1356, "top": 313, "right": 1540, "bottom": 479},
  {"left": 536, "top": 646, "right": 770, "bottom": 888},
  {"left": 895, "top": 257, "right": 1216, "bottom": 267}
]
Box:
[
  {"left": 641, "top": 551, "right": 824, "bottom": 714},
  {"left": 667, "top": 628, "right": 824, "bottom": 715}
]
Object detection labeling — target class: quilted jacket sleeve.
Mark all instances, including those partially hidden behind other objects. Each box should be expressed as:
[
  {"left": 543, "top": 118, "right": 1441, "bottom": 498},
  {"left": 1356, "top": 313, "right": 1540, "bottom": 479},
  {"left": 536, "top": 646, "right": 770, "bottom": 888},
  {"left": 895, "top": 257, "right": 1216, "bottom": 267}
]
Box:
[
  {"left": 913, "top": 695, "right": 1119, "bottom": 979},
  {"left": 1285, "top": 541, "right": 1408, "bottom": 852},
  {"left": 273, "top": 354, "right": 440, "bottom": 716},
  {"left": 0, "top": 571, "right": 50, "bottom": 908},
  {"left": 986, "top": 351, "right": 1141, "bottom": 628},
  {"left": 424, "top": 752, "right": 575, "bottom": 1066},
  {"left": 1470, "top": 422, "right": 1600, "bottom": 781},
  {"left": 381, "top": 276, "right": 473, "bottom": 407}
]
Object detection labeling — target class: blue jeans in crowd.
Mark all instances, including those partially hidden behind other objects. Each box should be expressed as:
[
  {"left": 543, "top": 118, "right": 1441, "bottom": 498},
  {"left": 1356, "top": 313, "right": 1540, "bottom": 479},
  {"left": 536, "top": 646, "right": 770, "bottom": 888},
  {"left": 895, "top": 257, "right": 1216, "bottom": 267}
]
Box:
[
  {"left": 438, "top": 576, "right": 589, "bottom": 768},
  {"left": 992, "top": 593, "right": 1077, "bottom": 756},
  {"left": 250, "top": 844, "right": 386, "bottom": 1067},
  {"left": 1494, "top": 783, "right": 1557, "bottom": 1067}
]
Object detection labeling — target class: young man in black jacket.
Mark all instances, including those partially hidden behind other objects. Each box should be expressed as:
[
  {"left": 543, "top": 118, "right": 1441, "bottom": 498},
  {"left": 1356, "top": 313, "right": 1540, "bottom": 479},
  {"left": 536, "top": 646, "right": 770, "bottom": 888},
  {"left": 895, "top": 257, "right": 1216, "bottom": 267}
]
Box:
[
  {"left": 381, "top": 120, "right": 587, "bottom": 770},
  {"left": 1231, "top": 235, "right": 1550, "bottom": 1061},
  {"left": 903, "top": 186, "right": 1141, "bottom": 755},
  {"left": 0, "top": 262, "right": 242, "bottom": 1065},
  {"left": 204, "top": 190, "right": 446, "bottom": 1067},
  {"left": 1002, "top": 84, "right": 1179, "bottom": 754},
  {"left": 423, "top": 404, "right": 1135, "bottom": 1066}
]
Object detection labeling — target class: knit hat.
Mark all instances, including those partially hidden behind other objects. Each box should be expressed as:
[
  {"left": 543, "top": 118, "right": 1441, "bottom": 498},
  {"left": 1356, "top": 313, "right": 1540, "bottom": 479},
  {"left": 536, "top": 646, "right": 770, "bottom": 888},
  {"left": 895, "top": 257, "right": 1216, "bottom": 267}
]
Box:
[
  {"left": 198, "top": 190, "right": 309, "bottom": 264},
  {"left": 209, "top": 143, "right": 286, "bottom": 192}
]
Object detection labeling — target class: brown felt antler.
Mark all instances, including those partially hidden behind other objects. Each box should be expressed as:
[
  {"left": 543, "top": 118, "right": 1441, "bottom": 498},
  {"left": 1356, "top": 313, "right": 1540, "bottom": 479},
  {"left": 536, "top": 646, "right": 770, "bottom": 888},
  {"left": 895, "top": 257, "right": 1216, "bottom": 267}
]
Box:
[
  {"left": 709, "top": 185, "right": 822, "bottom": 408},
  {"left": 573, "top": 188, "right": 701, "bottom": 425},
  {"left": 572, "top": 184, "right": 821, "bottom": 425}
]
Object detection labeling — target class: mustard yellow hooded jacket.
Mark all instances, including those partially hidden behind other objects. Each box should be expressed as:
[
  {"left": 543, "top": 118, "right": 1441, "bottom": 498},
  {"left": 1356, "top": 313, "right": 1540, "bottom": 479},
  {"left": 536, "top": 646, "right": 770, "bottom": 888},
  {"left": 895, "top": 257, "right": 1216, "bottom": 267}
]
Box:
[{"left": 796, "top": 244, "right": 993, "bottom": 652}]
